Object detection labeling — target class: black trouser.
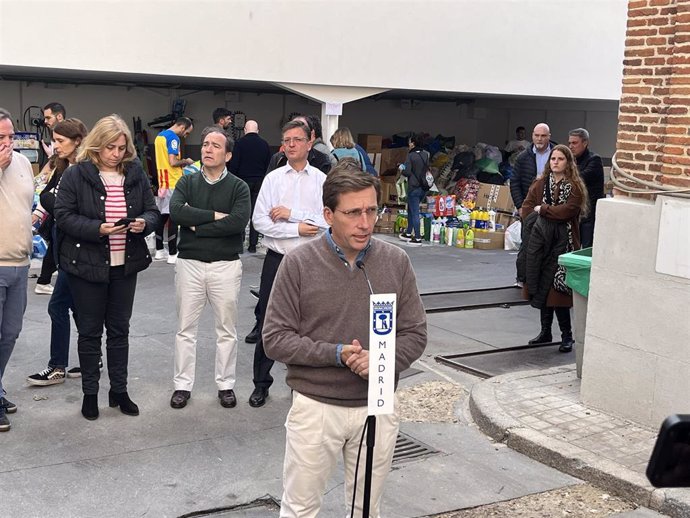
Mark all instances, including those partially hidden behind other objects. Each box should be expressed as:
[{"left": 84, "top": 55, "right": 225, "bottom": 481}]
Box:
[
  {"left": 253, "top": 249, "right": 284, "bottom": 389},
  {"left": 155, "top": 214, "right": 178, "bottom": 255},
  {"left": 579, "top": 219, "right": 595, "bottom": 249},
  {"left": 246, "top": 179, "right": 263, "bottom": 249},
  {"left": 540, "top": 306, "right": 572, "bottom": 339},
  {"left": 68, "top": 266, "right": 138, "bottom": 395},
  {"left": 37, "top": 241, "right": 57, "bottom": 285}
]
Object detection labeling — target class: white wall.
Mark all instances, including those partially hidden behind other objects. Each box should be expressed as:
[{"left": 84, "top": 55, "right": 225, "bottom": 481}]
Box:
[
  {"left": 0, "top": 79, "right": 619, "bottom": 157},
  {"left": 581, "top": 197, "right": 690, "bottom": 427},
  {"left": 0, "top": 0, "right": 628, "bottom": 101}
]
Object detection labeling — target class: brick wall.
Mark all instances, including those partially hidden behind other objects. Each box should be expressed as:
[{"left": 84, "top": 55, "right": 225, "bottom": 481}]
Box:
[{"left": 616, "top": 0, "right": 690, "bottom": 192}]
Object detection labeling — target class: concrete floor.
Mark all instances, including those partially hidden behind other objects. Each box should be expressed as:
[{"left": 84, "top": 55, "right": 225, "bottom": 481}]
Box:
[{"left": 2, "top": 237, "right": 585, "bottom": 518}]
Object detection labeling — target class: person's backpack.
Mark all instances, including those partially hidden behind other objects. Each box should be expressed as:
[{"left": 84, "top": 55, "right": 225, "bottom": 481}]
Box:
[
  {"left": 416, "top": 150, "right": 434, "bottom": 190},
  {"left": 331, "top": 147, "right": 365, "bottom": 170}
]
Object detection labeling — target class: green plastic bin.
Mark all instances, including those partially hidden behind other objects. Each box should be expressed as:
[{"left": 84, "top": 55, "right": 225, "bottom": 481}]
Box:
[{"left": 559, "top": 247, "right": 592, "bottom": 297}]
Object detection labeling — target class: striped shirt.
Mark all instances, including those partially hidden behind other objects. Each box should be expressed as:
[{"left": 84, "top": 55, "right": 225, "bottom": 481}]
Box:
[{"left": 101, "top": 175, "right": 127, "bottom": 267}]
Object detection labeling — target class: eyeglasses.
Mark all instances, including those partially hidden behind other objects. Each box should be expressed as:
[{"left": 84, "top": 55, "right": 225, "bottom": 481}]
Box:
[
  {"left": 335, "top": 207, "right": 380, "bottom": 221},
  {"left": 281, "top": 137, "right": 308, "bottom": 145}
]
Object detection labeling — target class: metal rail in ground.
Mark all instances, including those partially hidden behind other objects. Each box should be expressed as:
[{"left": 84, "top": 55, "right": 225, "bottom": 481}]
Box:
[
  {"left": 421, "top": 285, "right": 528, "bottom": 313},
  {"left": 435, "top": 341, "right": 561, "bottom": 379}
]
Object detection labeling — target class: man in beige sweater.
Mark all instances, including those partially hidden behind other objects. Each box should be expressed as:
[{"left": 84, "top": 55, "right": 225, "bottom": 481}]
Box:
[{"left": 0, "top": 108, "right": 35, "bottom": 432}]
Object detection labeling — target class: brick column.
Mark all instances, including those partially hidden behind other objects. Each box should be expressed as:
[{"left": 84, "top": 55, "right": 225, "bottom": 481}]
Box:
[{"left": 616, "top": 0, "right": 690, "bottom": 193}]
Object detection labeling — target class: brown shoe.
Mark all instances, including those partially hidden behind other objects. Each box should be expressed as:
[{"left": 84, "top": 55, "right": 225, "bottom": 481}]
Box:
[
  {"left": 218, "top": 389, "right": 237, "bottom": 408},
  {"left": 170, "top": 390, "right": 191, "bottom": 409}
]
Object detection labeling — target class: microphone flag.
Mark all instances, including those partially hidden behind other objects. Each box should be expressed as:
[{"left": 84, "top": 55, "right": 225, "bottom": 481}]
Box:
[{"left": 368, "top": 293, "right": 397, "bottom": 416}]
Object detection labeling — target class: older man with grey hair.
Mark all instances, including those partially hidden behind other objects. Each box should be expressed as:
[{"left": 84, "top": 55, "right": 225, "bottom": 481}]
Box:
[
  {"left": 0, "top": 108, "right": 35, "bottom": 431},
  {"left": 510, "top": 123, "right": 554, "bottom": 210},
  {"left": 568, "top": 128, "right": 604, "bottom": 248}
]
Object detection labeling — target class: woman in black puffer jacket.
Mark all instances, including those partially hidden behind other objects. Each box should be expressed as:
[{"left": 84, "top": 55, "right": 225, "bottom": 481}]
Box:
[{"left": 54, "top": 114, "right": 160, "bottom": 421}]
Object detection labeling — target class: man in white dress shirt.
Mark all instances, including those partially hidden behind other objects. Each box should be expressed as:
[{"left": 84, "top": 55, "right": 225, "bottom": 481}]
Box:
[{"left": 248, "top": 120, "right": 328, "bottom": 408}]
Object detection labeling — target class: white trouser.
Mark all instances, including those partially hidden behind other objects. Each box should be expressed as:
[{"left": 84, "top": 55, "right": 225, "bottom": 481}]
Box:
[
  {"left": 173, "top": 258, "right": 242, "bottom": 391},
  {"left": 280, "top": 392, "right": 400, "bottom": 518}
]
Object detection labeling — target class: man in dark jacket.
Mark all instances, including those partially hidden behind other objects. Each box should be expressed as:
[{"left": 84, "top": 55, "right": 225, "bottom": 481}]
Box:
[
  {"left": 510, "top": 123, "right": 553, "bottom": 210},
  {"left": 229, "top": 120, "right": 271, "bottom": 253},
  {"left": 568, "top": 128, "right": 604, "bottom": 248}
]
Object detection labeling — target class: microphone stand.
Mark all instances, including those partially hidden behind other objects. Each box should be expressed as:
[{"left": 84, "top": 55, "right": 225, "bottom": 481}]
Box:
[
  {"left": 357, "top": 260, "right": 376, "bottom": 518},
  {"left": 362, "top": 414, "right": 376, "bottom": 518}
]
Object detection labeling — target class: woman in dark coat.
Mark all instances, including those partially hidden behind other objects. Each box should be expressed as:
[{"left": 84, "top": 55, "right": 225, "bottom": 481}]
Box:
[
  {"left": 54, "top": 114, "right": 160, "bottom": 420},
  {"left": 520, "top": 144, "right": 588, "bottom": 353},
  {"left": 27, "top": 119, "right": 89, "bottom": 385}
]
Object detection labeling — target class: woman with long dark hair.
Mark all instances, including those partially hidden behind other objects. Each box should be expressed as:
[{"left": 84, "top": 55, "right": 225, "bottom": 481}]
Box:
[
  {"left": 521, "top": 144, "right": 589, "bottom": 353},
  {"left": 27, "top": 118, "right": 90, "bottom": 386},
  {"left": 54, "top": 114, "right": 159, "bottom": 420}
]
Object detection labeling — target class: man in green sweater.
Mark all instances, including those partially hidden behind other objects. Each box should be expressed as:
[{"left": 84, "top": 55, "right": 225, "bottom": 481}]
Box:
[
  {"left": 0, "top": 108, "right": 35, "bottom": 432},
  {"left": 263, "top": 164, "right": 427, "bottom": 517},
  {"left": 169, "top": 126, "right": 251, "bottom": 410}
]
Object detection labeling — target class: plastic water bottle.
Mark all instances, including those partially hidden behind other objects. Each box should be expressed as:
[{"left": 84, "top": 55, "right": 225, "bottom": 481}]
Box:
[{"left": 488, "top": 209, "right": 496, "bottom": 232}]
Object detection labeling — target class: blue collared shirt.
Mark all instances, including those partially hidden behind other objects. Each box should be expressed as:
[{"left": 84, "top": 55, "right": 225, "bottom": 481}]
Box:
[
  {"left": 534, "top": 144, "right": 552, "bottom": 179},
  {"left": 324, "top": 229, "right": 371, "bottom": 270}
]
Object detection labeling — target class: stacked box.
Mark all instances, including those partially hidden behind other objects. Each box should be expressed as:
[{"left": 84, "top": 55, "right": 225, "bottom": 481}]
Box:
[
  {"left": 476, "top": 183, "right": 515, "bottom": 212},
  {"left": 473, "top": 231, "right": 506, "bottom": 250},
  {"left": 358, "top": 134, "right": 383, "bottom": 153},
  {"left": 379, "top": 148, "right": 408, "bottom": 176}
]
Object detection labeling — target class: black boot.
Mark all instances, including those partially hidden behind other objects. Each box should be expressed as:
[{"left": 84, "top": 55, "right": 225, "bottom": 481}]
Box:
[
  {"left": 82, "top": 394, "right": 99, "bottom": 420},
  {"left": 559, "top": 335, "right": 574, "bottom": 353},
  {"left": 109, "top": 391, "right": 139, "bottom": 416},
  {"left": 555, "top": 307, "right": 574, "bottom": 353},
  {"left": 528, "top": 307, "right": 554, "bottom": 344}
]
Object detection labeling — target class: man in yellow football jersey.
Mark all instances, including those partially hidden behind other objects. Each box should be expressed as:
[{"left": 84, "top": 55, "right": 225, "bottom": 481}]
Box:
[{"left": 154, "top": 117, "right": 194, "bottom": 264}]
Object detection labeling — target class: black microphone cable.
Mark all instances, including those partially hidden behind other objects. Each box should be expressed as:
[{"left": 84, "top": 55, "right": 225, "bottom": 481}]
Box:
[
  {"left": 350, "top": 419, "right": 369, "bottom": 518},
  {"left": 356, "top": 260, "right": 373, "bottom": 296}
]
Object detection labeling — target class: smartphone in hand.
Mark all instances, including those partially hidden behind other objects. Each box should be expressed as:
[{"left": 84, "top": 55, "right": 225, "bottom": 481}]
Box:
[{"left": 113, "top": 217, "right": 135, "bottom": 227}]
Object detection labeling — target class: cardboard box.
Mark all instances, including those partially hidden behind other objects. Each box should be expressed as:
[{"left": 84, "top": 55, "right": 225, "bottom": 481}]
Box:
[
  {"left": 379, "top": 148, "right": 408, "bottom": 176},
  {"left": 496, "top": 212, "right": 518, "bottom": 229},
  {"left": 379, "top": 208, "right": 399, "bottom": 222},
  {"left": 476, "top": 183, "right": 515, "bottom": 213},
  {"left": 379, "top": 179, "right": 397, "bottom": 205},
  {"left": 473, "top": 231, "right": 505, "bottom": 250},
  {"left": 358, "top": 134, "right": 382, "bottom": 153},
  {"left": 368, "top": 153, "right": 382, "bottom": 175},
  {"left": 374, "top": 220, "right": 396, "bottom": 234}
]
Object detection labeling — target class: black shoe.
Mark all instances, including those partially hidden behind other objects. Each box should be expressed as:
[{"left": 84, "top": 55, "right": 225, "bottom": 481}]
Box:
[
  {"left": 248, "top": 246, "right": 257, "bottom": 253},
  {"left": 559, "top": 337, "right": 575, "bottom": 353},
  {"left": 528, "top": 331, "right": 553, "bottom": 345},
  {"left": 109, "top": 391, "right": 140, "bottom": 416},
  {"left": 249, "top": 289, "right": 260, "bottom": 300},
  {"left": 218, "top": 389, "right": 237, "bottom": 408},
  {"left": 0, "top": 411, "right": 9, "bottom": 432},
  {"left": 81, "top": 394, "right": 99, "bottom": 421},
  {"left": 0, "top": 396, "right": 17, "bottom": 414},
  {"left": 67, "top": 359, "right": 102, "bottom": 379},
  {"left": 245, "top": 323, "right": 260, "bottom": 344},
  {"left": 170, "top": 390, "right": 191, "bottom": 409},
  {"left": 249, "top": 387, "right": 269, "bottom": 408}
]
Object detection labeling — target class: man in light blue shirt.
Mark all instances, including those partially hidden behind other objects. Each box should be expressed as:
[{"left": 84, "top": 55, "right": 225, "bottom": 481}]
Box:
[{"left": 510, "top": 123, "right": 553, "bottom": 210}]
